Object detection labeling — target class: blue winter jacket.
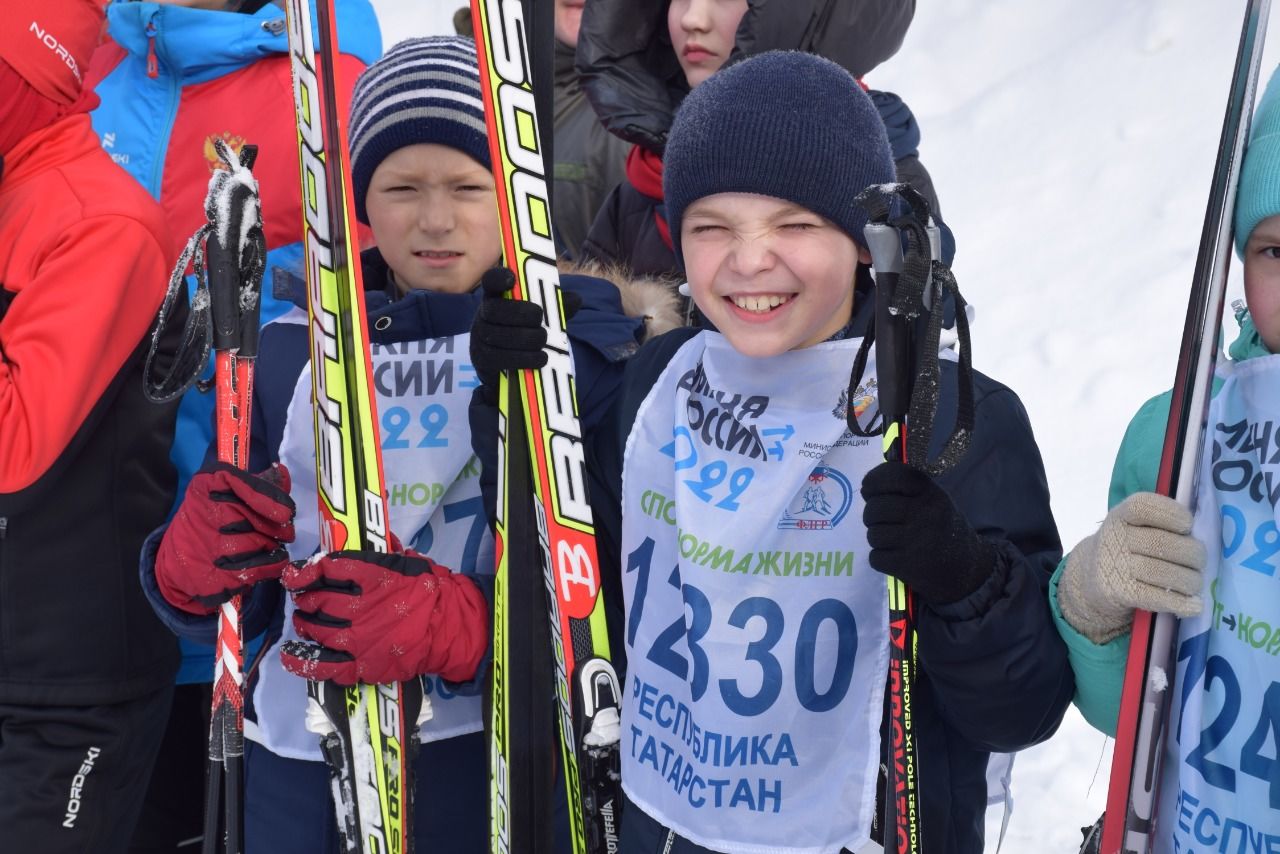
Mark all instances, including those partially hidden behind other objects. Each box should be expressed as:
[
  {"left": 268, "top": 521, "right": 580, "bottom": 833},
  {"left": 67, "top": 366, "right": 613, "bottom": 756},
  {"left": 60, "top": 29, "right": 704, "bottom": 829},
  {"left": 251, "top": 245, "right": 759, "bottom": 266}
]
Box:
[{"left": 139, "top": 250, "right": 646, "bottom": 712}]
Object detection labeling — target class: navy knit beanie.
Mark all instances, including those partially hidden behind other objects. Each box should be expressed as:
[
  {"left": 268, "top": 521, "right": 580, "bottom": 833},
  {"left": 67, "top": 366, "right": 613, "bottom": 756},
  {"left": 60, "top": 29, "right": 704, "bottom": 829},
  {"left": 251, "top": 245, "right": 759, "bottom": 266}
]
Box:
[
  {"left": 349, "top": 36, "right": 490, "bottom": 225},
  {"left": 663, "top": 51, "right": 896, "bottom": 259}
]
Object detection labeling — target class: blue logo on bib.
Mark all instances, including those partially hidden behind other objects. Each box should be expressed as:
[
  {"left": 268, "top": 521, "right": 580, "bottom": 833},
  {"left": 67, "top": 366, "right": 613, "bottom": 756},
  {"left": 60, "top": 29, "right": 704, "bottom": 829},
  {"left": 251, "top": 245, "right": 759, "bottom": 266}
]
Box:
[{"left": 778, "top": 466, "right": 853, "bottom": 530}]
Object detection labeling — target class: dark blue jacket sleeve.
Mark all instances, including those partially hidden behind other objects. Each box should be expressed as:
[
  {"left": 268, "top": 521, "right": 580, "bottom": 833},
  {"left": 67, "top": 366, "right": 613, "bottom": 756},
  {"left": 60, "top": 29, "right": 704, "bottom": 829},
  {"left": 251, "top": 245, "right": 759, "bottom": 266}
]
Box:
[
  {"left": 585, "top": 329, "right": 700, "bottom": 675},
  {"left": 925, "top": 368, "right": 1074, "bottom": 751}
]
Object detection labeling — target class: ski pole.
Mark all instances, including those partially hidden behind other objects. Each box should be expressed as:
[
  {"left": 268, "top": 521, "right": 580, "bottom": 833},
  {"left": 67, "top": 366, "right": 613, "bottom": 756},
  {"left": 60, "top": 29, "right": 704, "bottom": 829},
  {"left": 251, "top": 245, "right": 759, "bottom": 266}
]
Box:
[{"left": 201, "top": 140, "right": 265, "bottom": 854}]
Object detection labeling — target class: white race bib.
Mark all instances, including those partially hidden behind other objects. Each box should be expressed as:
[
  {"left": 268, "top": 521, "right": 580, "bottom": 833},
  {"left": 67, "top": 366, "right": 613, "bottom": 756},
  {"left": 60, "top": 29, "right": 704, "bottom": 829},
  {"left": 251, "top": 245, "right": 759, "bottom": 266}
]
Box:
[
  {"left": 1155, "top": 354, "right": 1280, "bottom": 852},
  {"left": 247, "top": 315, "right": 492, "bottom": 761},
  {"left": 620, "top": 333, "right": 889, "bottom": 854}
]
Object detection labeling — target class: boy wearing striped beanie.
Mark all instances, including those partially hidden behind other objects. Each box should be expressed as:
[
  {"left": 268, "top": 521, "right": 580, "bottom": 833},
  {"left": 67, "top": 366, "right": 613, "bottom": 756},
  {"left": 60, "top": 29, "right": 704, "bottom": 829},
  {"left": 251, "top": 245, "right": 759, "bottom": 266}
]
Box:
[{"left": 146, "top": 35, "right": 648, "bottom": 852}]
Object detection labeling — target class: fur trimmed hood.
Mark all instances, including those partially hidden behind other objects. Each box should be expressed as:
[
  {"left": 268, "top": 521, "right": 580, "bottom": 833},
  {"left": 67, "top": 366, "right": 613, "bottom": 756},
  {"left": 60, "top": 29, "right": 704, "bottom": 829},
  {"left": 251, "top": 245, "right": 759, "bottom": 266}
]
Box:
[{"left": 564, "top": 260, "right": 687, "bottom": 340}]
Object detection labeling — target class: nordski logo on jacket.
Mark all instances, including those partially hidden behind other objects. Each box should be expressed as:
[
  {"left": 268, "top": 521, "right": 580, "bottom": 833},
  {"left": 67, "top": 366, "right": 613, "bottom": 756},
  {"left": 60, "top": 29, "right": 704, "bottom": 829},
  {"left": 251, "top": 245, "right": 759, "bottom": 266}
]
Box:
[{"left": 27, "top": 20, "right": 82, "bottom": 85}]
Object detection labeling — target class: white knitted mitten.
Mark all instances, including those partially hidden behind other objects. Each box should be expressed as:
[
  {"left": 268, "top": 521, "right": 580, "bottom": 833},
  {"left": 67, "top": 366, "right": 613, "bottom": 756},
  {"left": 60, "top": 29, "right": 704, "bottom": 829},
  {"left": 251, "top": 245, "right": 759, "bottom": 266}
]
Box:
[{"left": 1058, "top": 492, "right": 1207, "bottom": 645}]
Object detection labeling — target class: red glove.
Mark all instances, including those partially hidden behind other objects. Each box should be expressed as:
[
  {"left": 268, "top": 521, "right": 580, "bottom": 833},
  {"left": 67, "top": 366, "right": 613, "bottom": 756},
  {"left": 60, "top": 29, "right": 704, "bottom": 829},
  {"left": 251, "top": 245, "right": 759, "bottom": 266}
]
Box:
[
  {"left": 280, "top": 550, "right": 488, "bottom": 686},
  {"left": 156, "top": 461, "right": 296, "bottom": 615}
]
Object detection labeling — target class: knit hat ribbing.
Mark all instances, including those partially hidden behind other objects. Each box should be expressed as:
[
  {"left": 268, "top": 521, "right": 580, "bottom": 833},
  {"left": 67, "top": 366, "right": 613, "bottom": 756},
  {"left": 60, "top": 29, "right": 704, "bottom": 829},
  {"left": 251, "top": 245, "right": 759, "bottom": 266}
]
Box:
[
  {"left": 349, "top": 36, "right": 490, "bottom": 225},
  {"left": 1237, "top": 66, "right": 1280, "bottom": 257},
  {"left": 662, "top": 51, "right": 896, "bottom": 260}
]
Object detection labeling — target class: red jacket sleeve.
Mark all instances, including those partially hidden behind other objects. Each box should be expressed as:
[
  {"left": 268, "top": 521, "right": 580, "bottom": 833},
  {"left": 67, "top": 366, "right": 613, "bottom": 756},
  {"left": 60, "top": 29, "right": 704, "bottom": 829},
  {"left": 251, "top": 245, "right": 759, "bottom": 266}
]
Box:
[{"left": 0, "top": 213, "right": 170, "bottom": 492}]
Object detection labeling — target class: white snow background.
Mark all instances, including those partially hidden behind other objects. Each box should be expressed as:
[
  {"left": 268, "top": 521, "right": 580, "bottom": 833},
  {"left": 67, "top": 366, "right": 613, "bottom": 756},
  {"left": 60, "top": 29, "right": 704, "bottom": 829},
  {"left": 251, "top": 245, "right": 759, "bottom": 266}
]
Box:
[{"left": 369, "top": 1, "right": 1278, "bottom": 850}]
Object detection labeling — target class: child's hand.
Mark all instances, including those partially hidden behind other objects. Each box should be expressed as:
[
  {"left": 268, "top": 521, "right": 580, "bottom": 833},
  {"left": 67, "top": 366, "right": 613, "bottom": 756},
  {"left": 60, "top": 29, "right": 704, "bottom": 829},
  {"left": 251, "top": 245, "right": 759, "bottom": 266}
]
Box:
[
  {"left": 155, "top": 462, "right": 295, "bottom": 615},
  {"left": 468, "top": 267, "right": 582, "bottom": 393},
  {"left": 1058, "top": 492, "right": 1205, "bottom": 645},
  {"left": 860, "top": 460, "right": 996, "bottom": 605},
  {"left": 279, "top": 549, "right": 488, "bottom": 686}
]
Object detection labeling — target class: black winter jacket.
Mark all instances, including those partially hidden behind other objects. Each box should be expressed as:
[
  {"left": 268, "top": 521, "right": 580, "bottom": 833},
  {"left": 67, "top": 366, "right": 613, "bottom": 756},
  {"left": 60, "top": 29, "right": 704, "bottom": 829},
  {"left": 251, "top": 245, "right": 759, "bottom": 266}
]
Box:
[
  {"left": 575, "top": 0, "right": 949, "bottom": 280},
  {"left": 578, "top": 0, "right": 916, "bottom": 155},
  {"left": 578, "top": 300, "right": 1072, "bottom": 853}
]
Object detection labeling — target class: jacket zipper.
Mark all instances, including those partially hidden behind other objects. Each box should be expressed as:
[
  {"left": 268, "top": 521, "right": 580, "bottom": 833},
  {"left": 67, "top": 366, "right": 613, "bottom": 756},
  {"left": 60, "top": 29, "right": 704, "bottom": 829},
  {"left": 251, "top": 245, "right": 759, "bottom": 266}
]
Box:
[
  {"left": 0, "top": 517, "right": 7, "bottom": 539},
  {"left": 145, "top": 22, "right": 159, "bottom": 78},
  {"left": 661, "top": 828, "right": 675, "bottom": 854},
  {"left": 144, "top": 11, "right": 182, "bottom": 201}
]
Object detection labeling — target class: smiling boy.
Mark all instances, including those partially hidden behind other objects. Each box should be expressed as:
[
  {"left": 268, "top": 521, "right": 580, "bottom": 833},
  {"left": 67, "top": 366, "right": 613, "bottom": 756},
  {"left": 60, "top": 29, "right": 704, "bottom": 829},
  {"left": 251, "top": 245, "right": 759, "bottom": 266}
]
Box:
[{"left": 474, "top": 50, "right": 1073, "bottom": 854}]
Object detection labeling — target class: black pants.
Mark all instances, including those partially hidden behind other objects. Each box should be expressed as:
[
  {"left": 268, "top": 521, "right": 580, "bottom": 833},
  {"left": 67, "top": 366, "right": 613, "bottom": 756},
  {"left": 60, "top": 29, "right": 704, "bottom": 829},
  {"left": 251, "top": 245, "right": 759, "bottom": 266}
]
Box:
[
  {"left": 0, "top": 685, "right": 173, "bottom": 854},
  {"left": 130, "top": 683, "right": 210, "bottom": 852}
]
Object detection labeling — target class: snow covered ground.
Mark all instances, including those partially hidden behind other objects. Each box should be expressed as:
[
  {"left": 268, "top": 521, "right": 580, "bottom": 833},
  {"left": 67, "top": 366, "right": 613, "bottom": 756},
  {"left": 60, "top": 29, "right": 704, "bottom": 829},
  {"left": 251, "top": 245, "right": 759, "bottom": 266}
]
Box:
[{"left": 371, "top": 2, "right": 1275, "bottom": 850}]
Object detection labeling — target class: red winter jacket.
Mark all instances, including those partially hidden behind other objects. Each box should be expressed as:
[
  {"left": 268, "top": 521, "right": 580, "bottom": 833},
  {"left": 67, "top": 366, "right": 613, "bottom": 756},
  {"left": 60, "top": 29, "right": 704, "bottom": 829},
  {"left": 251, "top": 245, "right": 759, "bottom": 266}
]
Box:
[{"left": 0, "top": 112, "right": 185, "bottom": 704}]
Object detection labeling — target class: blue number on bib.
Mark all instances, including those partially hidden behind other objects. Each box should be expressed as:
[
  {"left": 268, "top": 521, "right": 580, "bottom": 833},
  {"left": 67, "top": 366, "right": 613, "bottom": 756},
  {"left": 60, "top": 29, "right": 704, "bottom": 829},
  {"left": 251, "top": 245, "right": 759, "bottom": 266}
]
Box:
[
  {"left": 442, "top": 496, "right": 486, "bottom": 574},
  {"left": 647, "top": 569, "right": 712, "bottom": 701},
  {"left": 418, "top": 404, "right": 449, "bottom": 449},
  {"left": 408, "top": 497, "right": 486, "bottom": 574},
  {"left": 1222, "top": 505, "right": 1247, "bottom": 559},
  {"left": 719, "top": 597, "right": 784, "bottom": 717},
  {"left": 626, "top": 542, "right": 858, "bottom": 715},
  {"left": 1220, "top": 503, "right": 1280, "bottom": 577},
  {"left": 661, "top": 427, "right": 755, "bottom": 510},
  {"left": 795, "top": 599, "right": 858, "bottom": 713},
  {"left": 685, "top": 460, "right": 727, "bottom": 502},
  {"left": 1186, "top": 656, "right": 1241, "bottom": 791},
  {"left": 1241, "top": 682, "right": 1280, "bottom": 809},
  {"left": 717, "top": 467, "right": 755, "bottom": 511},
  {"left": 382, "top": 404, "right": 450, "bottom": 450},
  {"left": 626, "top": 537, "right": 656, "bottom": 649},
  {"left": 661, "top": 426, "right": 697, "bottom": 471},
  {"left": 1242, "top": 520, "right": 1280, "bottom": 578},
  {"left": 1177, "top": 630, "right": 1239, "bottom": 793},
  {"left": 382, "top": 406, "right": 411, "bottom": 449},
  {"left": 683, "top": 583, "right": 713, "bottom": 702}
]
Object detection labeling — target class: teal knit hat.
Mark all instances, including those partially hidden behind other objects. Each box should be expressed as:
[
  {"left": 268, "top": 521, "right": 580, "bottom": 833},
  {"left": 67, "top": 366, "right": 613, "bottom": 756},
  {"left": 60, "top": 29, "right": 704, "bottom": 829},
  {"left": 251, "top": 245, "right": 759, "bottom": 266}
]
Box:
[{"left": 1235, "top": 64, "right": 1280, "bottom": 256}]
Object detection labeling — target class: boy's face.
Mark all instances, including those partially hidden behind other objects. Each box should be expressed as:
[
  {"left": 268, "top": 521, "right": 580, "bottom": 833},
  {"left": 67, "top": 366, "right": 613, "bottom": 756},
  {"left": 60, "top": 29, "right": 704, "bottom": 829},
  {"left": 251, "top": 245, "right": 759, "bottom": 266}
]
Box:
[
  {"left": 1244, "top": 213, "right": 1280, "bottom": 352},
  {"left": 364, "top": 143, "right": 502, "bottom": 296},
  {"left": 682, "top": 193, "right": 867, "bottom": 358},
  {"left": 667, "top": 0, "right": 748, "bottom": 88}
]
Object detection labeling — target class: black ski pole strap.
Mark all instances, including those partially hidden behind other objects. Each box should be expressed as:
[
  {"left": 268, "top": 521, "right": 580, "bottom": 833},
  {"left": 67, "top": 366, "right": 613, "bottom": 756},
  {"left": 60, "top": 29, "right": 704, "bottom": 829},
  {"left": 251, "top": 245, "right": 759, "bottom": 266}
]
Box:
[
  {"left": 143, "top": 140, "right": 265, "bottom": 403},
  {"left": 846, "top": 319, "right": 879, "bottom": 437},
  {"left": 143, "top": 225, "right": 213, "bottom": 403},
  {"left": 905, "top": 261, "right": 974, "bottom": 475},
  {"left": 846, "top": 182, "right": 935, "bottom": 439}
]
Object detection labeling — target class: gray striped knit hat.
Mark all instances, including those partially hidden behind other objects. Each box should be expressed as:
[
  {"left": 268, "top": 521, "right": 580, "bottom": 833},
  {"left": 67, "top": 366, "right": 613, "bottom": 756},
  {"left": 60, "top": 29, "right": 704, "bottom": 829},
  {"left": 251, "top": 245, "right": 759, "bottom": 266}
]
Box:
[{"left": 349, "top": 36, "right": 490, "bottom": 224}]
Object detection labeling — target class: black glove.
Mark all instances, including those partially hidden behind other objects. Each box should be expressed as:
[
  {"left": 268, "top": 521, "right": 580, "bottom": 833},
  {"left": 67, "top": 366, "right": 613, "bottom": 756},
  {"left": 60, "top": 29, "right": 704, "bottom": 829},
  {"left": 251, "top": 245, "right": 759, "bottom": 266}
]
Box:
[
  {"left": 469, "top": 266, "right": 586, "bottom": 384},
  {"left": 860, "top": 460, "right": 996, "bottom": 605},
  {"left": 470, "top": 267, "right": 547, "bottom": 391}
]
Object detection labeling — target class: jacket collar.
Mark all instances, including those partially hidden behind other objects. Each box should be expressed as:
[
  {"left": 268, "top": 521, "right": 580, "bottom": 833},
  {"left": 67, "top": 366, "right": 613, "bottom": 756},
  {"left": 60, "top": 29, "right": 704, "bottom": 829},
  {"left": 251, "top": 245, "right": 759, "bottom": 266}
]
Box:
[
  {"left": 105, "top": 0, "right": 381, "bottom": 82},
  {"left": 273, "top": 247, "right": 482, "bottom": 343}
]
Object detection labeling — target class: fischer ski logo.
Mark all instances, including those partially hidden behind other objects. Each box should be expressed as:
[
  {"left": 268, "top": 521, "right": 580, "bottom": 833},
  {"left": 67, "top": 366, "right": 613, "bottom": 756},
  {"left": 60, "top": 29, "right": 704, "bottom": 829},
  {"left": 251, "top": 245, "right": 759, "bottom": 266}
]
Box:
[
  {"left": 61, "top": 746, "right": 101, "bottom": 829},
  {"left": 27, "top": 20, "right": 82, "bottom": 84}
]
